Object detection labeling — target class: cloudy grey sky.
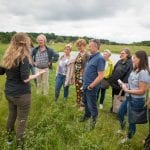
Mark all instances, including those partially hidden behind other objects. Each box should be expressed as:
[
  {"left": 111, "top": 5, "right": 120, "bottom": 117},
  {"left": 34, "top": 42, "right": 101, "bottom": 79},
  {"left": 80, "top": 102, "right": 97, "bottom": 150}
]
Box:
[{"left": 0, "top": 0, "right": 150, "bottom": 43}]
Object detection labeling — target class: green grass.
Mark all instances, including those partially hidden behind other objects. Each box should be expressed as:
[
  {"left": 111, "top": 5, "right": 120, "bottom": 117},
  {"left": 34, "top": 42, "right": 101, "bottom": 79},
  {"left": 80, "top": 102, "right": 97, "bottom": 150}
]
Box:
[
  {"left": 0, "top": 43, "right": 150, "bottom": 55},
  {"left": 0, "top": 43, "right": 149, "bottom": 149},
  {"left": 0, "top": 63, "right": 149, "bottom": 150}
]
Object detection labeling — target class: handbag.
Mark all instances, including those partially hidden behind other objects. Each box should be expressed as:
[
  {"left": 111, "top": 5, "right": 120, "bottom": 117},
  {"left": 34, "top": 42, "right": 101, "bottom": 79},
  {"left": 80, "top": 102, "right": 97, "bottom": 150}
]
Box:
[
  {"left": 100, "top": 78, "right": 110, "bottom": 89},
  {"left": 144, "top": 109, "right": 150, "bottom": 150},
  {"left": 128, "top": 93, "right": 148, "bottom": 124},
  {"left": 113, "top": 90, "right": 124, "bottom": 113},
  {"left": 129, "top": 106, "right": 147, "bottom": 124}
]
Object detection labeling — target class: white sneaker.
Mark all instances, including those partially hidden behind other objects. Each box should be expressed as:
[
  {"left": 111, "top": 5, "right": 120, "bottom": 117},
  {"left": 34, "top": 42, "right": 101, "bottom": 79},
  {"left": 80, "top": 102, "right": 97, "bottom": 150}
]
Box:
[
  {"left": 99, "top": 104, "right": 103, "bottom": 109},
  {"left": 7, "top": 141, "right": 12, "bottom": 145},
  {"left": 120, "top": 137, "right": 129, "bottom": 144},
  {"left": 116, "top": 129, "right": 123, "bottom": 134}
]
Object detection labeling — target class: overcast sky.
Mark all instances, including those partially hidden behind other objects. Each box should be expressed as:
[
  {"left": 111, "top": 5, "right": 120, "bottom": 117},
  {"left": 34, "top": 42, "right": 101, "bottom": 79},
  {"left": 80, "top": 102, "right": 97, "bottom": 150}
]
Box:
[{"left": 0, "top": 0, "right": 150, "bottom": 43}]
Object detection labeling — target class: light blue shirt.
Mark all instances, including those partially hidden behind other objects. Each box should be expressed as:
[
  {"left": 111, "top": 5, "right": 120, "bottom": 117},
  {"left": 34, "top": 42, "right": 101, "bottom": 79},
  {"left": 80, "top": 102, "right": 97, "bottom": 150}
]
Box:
[{"left": 128, "top": 70, "right": 150, "bottom": 98}]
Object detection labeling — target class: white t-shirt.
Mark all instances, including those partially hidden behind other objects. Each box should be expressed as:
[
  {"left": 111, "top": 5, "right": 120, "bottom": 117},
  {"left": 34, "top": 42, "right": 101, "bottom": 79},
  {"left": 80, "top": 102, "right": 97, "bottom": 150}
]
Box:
[{"left": 58, "top": 56, "right": 69, "bottom": 75}]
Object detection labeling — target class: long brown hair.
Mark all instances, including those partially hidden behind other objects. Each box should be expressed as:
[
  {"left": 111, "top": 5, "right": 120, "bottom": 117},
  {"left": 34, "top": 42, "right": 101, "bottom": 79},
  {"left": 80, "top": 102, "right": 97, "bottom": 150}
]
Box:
[
  {"left": 122, "top": 48, "right": 131, "bottom": 59},
  {"left": 2, "top": 32, "right": 31, "bottom": 69},
  {"left": 134, "top": 50, "right": 150, "bottom": 74}
]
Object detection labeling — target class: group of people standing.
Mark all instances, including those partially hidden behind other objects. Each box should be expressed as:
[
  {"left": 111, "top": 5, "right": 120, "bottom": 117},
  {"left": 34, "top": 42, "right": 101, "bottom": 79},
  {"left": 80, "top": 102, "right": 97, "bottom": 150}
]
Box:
[
  {"left": 49, "top": 36, "right": 150, "bottom": 144},
  {"left": 0, "top": 32, "right": 150, "bottom": 149}
]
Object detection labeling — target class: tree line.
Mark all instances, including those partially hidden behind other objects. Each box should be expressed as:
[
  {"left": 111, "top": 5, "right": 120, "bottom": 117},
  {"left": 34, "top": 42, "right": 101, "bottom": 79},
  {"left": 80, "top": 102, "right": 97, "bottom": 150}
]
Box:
[{"left": 0, "top": 31, "right": 150, "bottom": 46}]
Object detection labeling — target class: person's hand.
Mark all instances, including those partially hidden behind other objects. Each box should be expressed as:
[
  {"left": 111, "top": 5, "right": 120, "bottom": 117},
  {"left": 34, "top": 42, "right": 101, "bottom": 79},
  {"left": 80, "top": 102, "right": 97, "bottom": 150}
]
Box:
[
  {"left": 87, "top": 84, "right": 93, "bottom": 90},
  {"left": 147, "top": 99, "right": 150, "bottom": 109},
  {"left": 34, "top": 62, "right": 37, "bottom": 67},
  {"left": 48, "top": 62, "right": 51, "bottom": 67},
  {"left": 122, "top": 83, "right": 128, "bottom": 92},
  {"left": 45, "top": 68, "right": 49, "bottom": 71},
  {"left": 36, "top": 70, "right": 47, "bottom": 77},
  {"left": 39, "top": 69, "right": 47, "bottom": 75}
]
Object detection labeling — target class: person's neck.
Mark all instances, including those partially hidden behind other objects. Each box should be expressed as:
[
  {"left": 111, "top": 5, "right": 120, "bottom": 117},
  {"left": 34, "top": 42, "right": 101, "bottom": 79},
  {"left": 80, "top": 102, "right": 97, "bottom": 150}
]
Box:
[
  {"left": 91, "top": 50, "right": 98, "bottom": 55},
  {"left": 79, "top": 49, "right": 85, "bottom": 54},
  {"left": 40, "top": 46, "right": 46, "bottom": 51},
  {"left": 122, "top": 58, "right": 127, "bottom": 62},
  {"left": 64, "top": 54, "right": 70, "bottom": 58}
]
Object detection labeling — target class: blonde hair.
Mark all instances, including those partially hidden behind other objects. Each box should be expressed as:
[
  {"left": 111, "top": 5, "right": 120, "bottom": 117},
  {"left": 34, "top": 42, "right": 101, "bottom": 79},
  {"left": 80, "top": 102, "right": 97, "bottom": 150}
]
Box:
[
  {"left": 76, "top": 39, "right": 87, "bottom": 47},
  {"left": 104, "top": 49, "right": 111, "bottom": 56},
  {"left": 36, "top": 34, "right": 47, "bottom": 43},
  {"left": 2, "top": 32, "right": 31, "bottom": 69},
  {"left": 65, "top": 44, "right": 72, "bottom": 51}
]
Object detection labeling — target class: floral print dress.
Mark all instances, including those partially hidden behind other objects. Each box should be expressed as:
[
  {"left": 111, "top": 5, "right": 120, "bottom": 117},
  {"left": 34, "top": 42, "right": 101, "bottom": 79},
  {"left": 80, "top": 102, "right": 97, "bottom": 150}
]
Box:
[{"left": 74, "top": 52, "right": 89, "bottom": 107}]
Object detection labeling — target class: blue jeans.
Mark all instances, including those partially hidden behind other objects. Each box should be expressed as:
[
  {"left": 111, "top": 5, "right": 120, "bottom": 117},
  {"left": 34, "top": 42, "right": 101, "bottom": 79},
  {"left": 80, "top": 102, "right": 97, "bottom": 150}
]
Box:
[
  {"left": 55, "top": 74, "right": 69, "bottom": 100},
  {"left": 127, "top": 96, "right": 145, "bottom": 139},
  {"left": 83, "top": 88, "right": 99, "bottom": 118},
  {"left": 118, "top": 99, "right": 127, "bottom": 130}
]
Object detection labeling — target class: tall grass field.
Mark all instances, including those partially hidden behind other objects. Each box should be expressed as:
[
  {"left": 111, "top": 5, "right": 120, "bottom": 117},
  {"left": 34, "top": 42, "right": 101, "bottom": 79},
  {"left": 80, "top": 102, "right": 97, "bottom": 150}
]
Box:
[{"left": 0, "top": 43, "right": 149, "bottom": 149}]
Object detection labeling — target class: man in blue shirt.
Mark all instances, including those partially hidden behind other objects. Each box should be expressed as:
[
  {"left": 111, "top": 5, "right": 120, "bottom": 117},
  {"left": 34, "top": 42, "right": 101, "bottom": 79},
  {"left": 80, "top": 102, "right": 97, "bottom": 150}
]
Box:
[{"left": 80, "top": 39, "right": 105, "bottom": 130}]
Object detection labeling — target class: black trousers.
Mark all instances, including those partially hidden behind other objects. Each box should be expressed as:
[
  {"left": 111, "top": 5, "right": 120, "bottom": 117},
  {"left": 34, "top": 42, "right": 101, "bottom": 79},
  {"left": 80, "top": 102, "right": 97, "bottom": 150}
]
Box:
[
  {"left": 97, "top": 88, "right": 106, "bottom": 105},
  {"left": 6, "top": 94, "right": 31, "bottom": 144}
]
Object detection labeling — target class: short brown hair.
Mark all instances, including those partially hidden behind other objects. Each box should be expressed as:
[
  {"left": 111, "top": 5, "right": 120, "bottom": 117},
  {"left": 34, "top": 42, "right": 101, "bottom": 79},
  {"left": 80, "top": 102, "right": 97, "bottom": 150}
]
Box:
[
  {"left": 76, "top": 39, "right": 87, "bottom": 47},
  {"left": 90, "top": 39, "right": 101, "bottom": 49}
]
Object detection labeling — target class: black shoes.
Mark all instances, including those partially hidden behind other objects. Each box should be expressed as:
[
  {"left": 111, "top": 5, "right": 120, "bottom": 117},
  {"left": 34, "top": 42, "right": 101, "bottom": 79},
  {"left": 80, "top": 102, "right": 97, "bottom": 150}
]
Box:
[
  {"left": 79, "top": 115, "right": 90, "bottom": 122},
  {"left": 79, "top": 116, "right": 97, "bottom": 130},
  {"left": 121, "top": 120, "right": 126, "bottom": 130},
  {"left": 89, "top": 117, "right": 97, "bottom": 130}
]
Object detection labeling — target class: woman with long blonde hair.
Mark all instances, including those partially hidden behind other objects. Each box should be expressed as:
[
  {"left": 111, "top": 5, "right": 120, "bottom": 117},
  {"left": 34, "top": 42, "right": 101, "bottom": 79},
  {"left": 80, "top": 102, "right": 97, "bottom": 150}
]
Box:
[{"left": 0, "top": 33, "right": 45, "bottom": 149}]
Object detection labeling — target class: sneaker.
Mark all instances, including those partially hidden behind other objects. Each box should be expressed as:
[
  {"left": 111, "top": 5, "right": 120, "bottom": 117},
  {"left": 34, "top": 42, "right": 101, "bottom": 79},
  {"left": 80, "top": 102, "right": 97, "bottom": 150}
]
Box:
[
  {"left": 7, "top": 140, "right": 13, "bottom": 145},
  {"left": 7, "top": 131, "right": 14, "bottom": 146},
  {"left": 78, "top": 106, "right": 85, "bottom": 111},
  {"left": 116, "top": 129, "right": 123, "bottom": 135},
  {"left": 79, "top": 116, "right": 90, "bottom": 122},
  {"left": 120, "top": 137, "right": 129, "bottom": 144},
  {"left": 99, "top": 104, "right": 103, "bottom": 109}
]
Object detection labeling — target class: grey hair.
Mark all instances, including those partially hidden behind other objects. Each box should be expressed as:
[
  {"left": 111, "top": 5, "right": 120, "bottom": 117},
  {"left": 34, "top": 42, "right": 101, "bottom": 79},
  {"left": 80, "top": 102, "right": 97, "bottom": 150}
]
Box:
[{"left": 36, "top": 34, "right": 47, "bottom": 43}]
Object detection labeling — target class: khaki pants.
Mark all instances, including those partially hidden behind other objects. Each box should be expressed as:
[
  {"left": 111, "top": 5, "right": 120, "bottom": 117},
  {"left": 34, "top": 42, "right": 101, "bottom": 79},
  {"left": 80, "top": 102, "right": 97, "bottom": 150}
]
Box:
[
  {"left": 6, "top": 94, "right": 31, "bottom": 144},
  {"left": 35, "top": 68, "right": 49, "bottom": 95}
]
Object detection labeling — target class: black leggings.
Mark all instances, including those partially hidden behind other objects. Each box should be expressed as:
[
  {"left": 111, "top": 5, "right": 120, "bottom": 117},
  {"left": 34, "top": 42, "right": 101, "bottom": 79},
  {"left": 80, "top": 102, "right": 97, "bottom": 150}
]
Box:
[{"left": 97, "top": 88, "right": 106, "bottom": 105}]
